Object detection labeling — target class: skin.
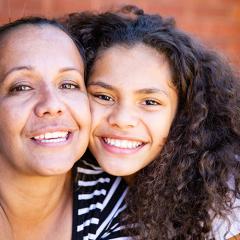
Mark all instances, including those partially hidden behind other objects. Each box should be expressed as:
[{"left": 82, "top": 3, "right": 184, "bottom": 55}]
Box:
[
  {"left": 0, "top": 25, "right": 90, "bottom": 240},
  {"left": 87, "top": 43, "right": 178, "bottom": 182}
]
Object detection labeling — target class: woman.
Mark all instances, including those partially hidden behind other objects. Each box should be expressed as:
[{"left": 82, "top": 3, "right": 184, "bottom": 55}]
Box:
[
  {"left": 0, "top": 17, "right": 126, "bottom": 240},
  {"left": 66, "top": 6, "right": 240, "bottom": 239}
]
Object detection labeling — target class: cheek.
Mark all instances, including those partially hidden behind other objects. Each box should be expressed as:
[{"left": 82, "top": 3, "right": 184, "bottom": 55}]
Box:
[
  {"left": 0, "top": 100, "right": 30, "bottom": 134},
  {"left": 90, "top": 104, "right": 107, "bottom": 128},
  {"left": 71, "top": 95, "right": 91, "bottom": 127},
  {"left": 149, "top": 110, "right": 175, "bottom": 141},
  {"left": 0, "top": 114, "right": 15, "bottom": 138}
]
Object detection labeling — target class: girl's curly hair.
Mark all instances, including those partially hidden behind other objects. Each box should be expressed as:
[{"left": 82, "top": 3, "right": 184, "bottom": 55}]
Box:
[{"left": 64, "top": 6, "right": 240, "bottom": 239}]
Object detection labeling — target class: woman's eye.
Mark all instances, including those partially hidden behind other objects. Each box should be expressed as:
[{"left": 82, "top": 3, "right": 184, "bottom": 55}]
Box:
[
  {"left": 10, "top": 85, "right": 32, "bottom": 93},
  {"left": 143, "top": 99, "right": 160, "bottom": 105},
  {"left": 60, "top": 82, "right": 80, "bottom": 90}
]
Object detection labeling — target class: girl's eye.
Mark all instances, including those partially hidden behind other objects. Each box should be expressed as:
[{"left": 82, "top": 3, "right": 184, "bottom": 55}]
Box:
[
  {"left": 60, "top": 82, "right": 80, "bottom": 90},
  {"left": 143, "top": 99, "right": 160, "bottom": 106},
  {"left": 10, "top": 85, "right": 32, "bottom": 93},
  {"left": 91, "top": 93, "right": 115, "bottom": 105},
  {"left": 95, "top": 94, "right": 113, "bottom": 101}
]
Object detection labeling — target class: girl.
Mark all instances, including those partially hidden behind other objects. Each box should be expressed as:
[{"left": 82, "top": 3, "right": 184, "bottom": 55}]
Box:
[{"left": 66, "top": 6, "right": 240, "bottom": 239}]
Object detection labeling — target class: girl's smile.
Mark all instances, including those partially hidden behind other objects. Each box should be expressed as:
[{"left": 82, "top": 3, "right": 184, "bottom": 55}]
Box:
[{"left": 87, "top": 43, "right": 178, "bottom": 177}]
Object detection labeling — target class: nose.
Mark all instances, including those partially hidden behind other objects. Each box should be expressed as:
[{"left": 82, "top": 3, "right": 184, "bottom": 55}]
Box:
[
  {"left": 107, "top": 104, "right": 139, "bottom": 129},
  {"left": 34, "top": 87, "right": 65, "bottom": 118}
]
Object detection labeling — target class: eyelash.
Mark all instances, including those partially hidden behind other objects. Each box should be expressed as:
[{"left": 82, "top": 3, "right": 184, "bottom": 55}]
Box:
[
  {"left": 10, "top": 84, "right": 32, "bottom": 93},
  {"left": 143, "top": 99, "right": 161, "bottom": 106},
  {"left": 9, "top": 81, "right": 80, "bottom": 95},
  {"left": 94, "top": 94, "right": 114, "bottom": 101},
  {"left": 89, "top": 88, "right": 163, "bottom": 110},
  {"left": 92, "top": 94, "right": 161, "bottom": 106},
  {"left": 59, "top": 82, "right": 80, "bottom": 90}
]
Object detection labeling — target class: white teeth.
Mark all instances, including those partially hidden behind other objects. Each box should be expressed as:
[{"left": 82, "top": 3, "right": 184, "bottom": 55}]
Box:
[
  {"left": 33, "top": 131, "right": 68, "bottom": 141},
  {"left": 38, "top": 138, "right": 66, "bottom": 143},
  {"left": 103, "top": 138, "right": 143, "bottom": 149}
]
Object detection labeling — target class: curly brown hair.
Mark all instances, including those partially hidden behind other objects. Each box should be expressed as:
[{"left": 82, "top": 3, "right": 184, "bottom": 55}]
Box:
[{"left": 64, "top": 6, "right": 240, "bottom": 239}]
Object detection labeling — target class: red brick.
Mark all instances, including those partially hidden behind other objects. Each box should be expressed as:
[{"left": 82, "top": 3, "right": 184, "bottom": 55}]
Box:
[{"left": 0, "top": 0, "right": 239, "bottom": 67}]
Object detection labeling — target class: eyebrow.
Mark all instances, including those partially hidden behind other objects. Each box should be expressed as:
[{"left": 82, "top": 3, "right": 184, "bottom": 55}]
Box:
[
  {"left": 59, "top": 67, "right": 84, "bottom": 76},
  {"left": 135, "top": 88, "right": 169, "bottom": 97},
  {"left": 88, "top": 81, "right": 169, "bottom": 97},
  {"left": 87, "top": 81, "right": 114, "bottom": 90},
  {"left": 3, "top": 66, "right": 33, "bottom": 79},
  {"left": 2, "top": 66, "right": 83, "bottom": 80}
]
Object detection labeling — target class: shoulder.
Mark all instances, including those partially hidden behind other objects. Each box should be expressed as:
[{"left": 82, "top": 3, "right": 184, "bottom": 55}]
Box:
[
  {"left": 72, "top": 158, "right": 129, "bottom": 239},
  {"left": 75, "top": 158, "right": 128, "bottom": 204},
  {"left": 212, "top": 197, "right": 240, "bottom": 240}
]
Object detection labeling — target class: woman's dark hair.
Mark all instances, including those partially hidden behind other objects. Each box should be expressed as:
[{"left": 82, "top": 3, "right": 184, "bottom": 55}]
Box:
[
  {"left": 65, "top": 6, "right": 240, "bottom": 239},
  {"left": 0, "top": 16, "right": 85, "bottom": 68}
]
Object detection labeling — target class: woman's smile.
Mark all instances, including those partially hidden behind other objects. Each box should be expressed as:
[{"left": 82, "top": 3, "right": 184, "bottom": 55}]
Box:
[
  {"left": 0, "top": 24, "right": 91, "bottom": 176},
  {"left": 31, "top": 130, "right": 71, "bottom": 145}
]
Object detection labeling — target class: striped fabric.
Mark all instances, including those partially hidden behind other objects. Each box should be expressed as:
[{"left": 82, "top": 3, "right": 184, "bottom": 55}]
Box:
[
  {"left": 71, "top": 159, "right": 129, "bottom": 240},
  {"left": 70, "top": 158, "right": 240, "bottom": 239}
]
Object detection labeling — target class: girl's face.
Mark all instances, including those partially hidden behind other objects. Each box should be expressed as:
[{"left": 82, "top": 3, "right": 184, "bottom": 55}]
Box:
[
  {"left": 0, "top": 25, "right": 91, "bottom": 176},
  {"left": 87, "top": 43, "right": 178, "bottom": 178}
]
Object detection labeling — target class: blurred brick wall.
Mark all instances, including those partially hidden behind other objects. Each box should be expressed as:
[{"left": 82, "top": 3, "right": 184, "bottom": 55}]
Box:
[{"left": 0, "top": 0, "right": 239, "bottom": 67}]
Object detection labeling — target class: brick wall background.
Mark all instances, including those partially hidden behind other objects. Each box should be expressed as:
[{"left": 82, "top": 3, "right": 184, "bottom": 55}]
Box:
[{"left": 0, "top": 0, "right": 239, "bottom": 67}]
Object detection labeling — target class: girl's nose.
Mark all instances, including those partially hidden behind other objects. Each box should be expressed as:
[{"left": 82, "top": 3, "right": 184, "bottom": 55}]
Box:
[{"left": 107, "top": 104, "right": 139, "bottom": 129}]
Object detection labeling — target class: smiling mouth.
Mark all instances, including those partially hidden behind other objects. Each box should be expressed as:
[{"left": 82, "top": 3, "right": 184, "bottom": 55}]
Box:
[
  {"left": 102, "top": 137, "right": 144, "bottom": 149},
  {"left": 32, "top": 131, "right": 70, "bottom": 143}
]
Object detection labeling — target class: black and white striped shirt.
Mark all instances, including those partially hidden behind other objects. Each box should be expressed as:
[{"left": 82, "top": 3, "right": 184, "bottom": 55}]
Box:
[
  {"left": 71, "top": 158, "right": 240, "bottom": 239},
  {"left": 71, "top": 158, "right": 130, "bottom": 240}
]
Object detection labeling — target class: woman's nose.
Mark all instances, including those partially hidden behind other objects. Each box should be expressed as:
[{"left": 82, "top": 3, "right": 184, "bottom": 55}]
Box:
[{"left": 34, "top": 88, "right": 65, "bottom": 118}]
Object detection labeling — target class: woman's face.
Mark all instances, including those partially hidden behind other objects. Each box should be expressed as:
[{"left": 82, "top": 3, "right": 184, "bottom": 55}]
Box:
[
  {"left": 0, "top": 25, "right": 91, "bottom": 176},
  {"left": 87, "top": 43, "right": 178, "bottom": 177}
]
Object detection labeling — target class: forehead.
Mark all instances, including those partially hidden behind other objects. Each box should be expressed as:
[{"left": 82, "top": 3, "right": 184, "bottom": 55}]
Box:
[
  {"left": 0, "top": 24, "right": 66, "bottom": 46},
  {"left": 99, "top": 43, "right": 167, "bottom": 64},
  {"left": 91, "top": 43, "right": 173, "bottom": 89},
  {"left": 0, "top": 24, "right": 76, "bottom": 54},
  {"left": 0, "top": 25, "right": 83, "bottom": 73}
]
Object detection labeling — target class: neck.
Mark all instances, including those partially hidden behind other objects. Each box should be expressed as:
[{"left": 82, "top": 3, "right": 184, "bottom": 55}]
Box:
[
  {"left": 0, "top": 169, "right": 72, "bottom": 239},
  {"left": 123, "top": 172, "right": 137, "bottom": 185}
]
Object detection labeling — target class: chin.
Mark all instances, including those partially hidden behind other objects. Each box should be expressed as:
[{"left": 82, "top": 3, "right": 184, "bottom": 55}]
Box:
[
  {"left": 36, "top": 167, "right": 72, "bottom": 176},
  {"left": 33, "top": 159, "right": 76, "bottom": 176},
  {"left": 100, "top": 162, "right": 135, "bottom": 177}
]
